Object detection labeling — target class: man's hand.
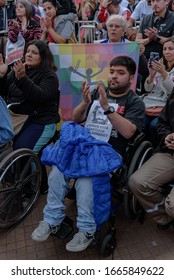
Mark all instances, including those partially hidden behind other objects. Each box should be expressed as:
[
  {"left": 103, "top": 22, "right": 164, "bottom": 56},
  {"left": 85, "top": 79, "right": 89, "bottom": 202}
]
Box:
[
  {"left": 144, "top": 27, "right": 158, "bottom": 42},
  {"left": 164, "top": 133, "right": 174, "bottom": 150},
  {"left": 81, "top": 81, "right": 91, "bottom": 104},
  {"left": 97, "top": 82, "right": 109, "bottom": 111}
]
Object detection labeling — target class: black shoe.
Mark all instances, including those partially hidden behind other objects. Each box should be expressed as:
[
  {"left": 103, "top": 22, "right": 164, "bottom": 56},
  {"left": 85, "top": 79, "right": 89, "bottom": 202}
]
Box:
[{"left": 157, "top": 219, "right": 174, "bottom": 230}]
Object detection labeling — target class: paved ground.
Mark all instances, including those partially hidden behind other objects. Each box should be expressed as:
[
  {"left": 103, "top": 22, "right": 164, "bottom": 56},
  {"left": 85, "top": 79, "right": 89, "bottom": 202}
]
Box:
[{"left": 1, "top": 193, "right": 174, "bottom": 260}]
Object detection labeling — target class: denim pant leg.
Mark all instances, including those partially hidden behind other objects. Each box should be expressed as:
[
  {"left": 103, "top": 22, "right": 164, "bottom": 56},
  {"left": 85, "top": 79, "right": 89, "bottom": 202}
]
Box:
[
  {"left": 75, "top": 177, "right": 97, "bottom": 234},
  {"left": 43, "top": 165, "right": 69, "bottom": 226}
]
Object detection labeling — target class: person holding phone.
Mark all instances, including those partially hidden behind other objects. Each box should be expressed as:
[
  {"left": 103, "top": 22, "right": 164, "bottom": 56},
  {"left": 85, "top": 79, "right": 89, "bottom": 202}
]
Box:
[{"left": 142, "top": 37, "right": 174, "bottom": 147}]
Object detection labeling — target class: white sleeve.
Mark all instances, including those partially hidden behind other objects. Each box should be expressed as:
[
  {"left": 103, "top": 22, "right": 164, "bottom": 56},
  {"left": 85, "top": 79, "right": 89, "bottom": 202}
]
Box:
[{"left": 131, "top": 2, "right": 141, "bottom": 21}]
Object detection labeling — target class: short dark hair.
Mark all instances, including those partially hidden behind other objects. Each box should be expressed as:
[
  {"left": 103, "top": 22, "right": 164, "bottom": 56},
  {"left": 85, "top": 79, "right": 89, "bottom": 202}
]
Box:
[
  {"left": 110, "top": 56, "right": 136, "bottom": 76},
  {"left": 25, "top": 40, "right": 57, "bottom": 71},
  {"left": 108, "top": 0, "right": 121, "bottom": 6}
]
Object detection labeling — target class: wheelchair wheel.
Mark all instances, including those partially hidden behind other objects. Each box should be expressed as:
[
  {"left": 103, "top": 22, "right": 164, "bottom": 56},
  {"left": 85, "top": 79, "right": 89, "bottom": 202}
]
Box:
[
  {"left": 0, "top": 148, "right": 42, "bottom": 228},
  {"left": 124, "top": 141, "right": 154, "bottom": 219},
  {"left": 100, "top": 234, "right": 117, "bottom": 257}
]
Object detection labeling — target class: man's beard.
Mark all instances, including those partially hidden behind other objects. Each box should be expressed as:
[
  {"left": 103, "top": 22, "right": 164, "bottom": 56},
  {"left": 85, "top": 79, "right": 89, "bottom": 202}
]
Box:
[{"left": 108, "top": 81, "right": 131, "bottom": 95}]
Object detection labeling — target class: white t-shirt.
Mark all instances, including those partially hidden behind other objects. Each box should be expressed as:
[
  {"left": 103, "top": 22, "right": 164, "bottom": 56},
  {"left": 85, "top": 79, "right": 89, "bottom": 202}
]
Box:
[{"left": 131, "top": 0, "right": 152, "bottom": 21}]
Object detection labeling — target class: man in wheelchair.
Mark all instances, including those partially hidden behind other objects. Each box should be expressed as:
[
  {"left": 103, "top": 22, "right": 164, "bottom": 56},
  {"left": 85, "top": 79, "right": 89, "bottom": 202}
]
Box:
[
  {"left": 0, "top": 96, "right": 14, "bottom": 160},
  {"left": 129, "top": 87, "right": 174, "bottom": 230},
  {"left": 31, "top": 56, "right": 145, "bottom": 252}
]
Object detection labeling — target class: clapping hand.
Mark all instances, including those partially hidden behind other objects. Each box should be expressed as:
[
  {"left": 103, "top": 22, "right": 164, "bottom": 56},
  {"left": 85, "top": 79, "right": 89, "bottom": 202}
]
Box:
[
  {"left": 13, "top": 60, "right": 26, "bottom": 80},
  {"left": 0, "top": 54, "right": 8, "bottom": 78},
  {"left": 81, "top": 81, "right": 91, "bottom": 104},
  {"left": 144, "top": 27, "right": 158, "bottom": 42},
  {"left": 97, "top": 81, "right": 108, "bottom": 111}
]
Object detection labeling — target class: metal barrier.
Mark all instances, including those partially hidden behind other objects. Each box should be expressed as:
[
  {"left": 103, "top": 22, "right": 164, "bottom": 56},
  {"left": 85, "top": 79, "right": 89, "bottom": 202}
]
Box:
[{"left": 74, "top": 20, "right": 107, "bottom": 43}]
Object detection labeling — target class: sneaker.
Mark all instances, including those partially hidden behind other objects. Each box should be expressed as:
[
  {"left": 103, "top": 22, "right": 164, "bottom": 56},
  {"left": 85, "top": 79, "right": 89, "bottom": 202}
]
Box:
[
  {"left": 66, "top": 231, "right": 95, "bottom": 252},
  {"left": 31, "top": 221, "right": 60, "bottom": 242},
  {"left": 157, "top": 219, "right": 174, "bottom": 230}
]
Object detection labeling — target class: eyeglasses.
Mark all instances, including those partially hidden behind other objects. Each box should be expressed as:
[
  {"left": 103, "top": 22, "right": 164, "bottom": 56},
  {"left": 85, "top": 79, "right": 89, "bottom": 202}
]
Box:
[{"left": 107, "top": 24, "right": 123, "bottom": 29}]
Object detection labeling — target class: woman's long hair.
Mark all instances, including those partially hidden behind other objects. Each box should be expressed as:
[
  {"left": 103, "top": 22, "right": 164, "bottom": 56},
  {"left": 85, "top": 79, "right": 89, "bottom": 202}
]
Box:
[
  {"left": 16, "top": 0, "right": 32, "bottom": 20},
  {"left": 42, "top": 0, "right": 60, "bottom": 16},
  {"left": 25, "top": 40, "right": 57, "bottom": 71},
  {"left": 163, "top": 37, "right": 174, "bottom": 71}
]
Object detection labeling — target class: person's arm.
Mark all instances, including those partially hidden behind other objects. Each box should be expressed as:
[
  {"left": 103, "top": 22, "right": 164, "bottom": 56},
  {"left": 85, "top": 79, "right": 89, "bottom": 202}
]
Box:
[
  {"left": 97, "top": 83, "right": 142, "bottom": 139},
  {"left": 73, "top": 82, "right": 91, "bottom": 123},
  {"left": 12, "top": 60, "right": 59, "bottom": 103},
  {"left": 22, "top": 22, "right": 42, "bottom": 41},
  {"left": 144, "top": 27, "right": 169, "bottom": 45},
  {"left": 156, "top": 99, "right": 172, "bottom": 145},
  {"left": 0, "top": 97, "right": 14, "bottom": 144},
  {"left": 8, "top": 19, "right": 20, "bottom": 43},
  {"left": 136, "top": 32, "right": 150, "bottom": 46},
  {"left": 47, "top": 26, "right": 67, "bottom": 43},
  {"left": 98, "top": 5, "right": 108, "bottom": 23}
]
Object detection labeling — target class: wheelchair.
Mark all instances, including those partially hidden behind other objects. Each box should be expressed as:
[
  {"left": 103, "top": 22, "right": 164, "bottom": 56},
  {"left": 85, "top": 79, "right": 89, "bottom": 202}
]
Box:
[
  {"left": 95, "top": 133, "right": 154, "bottom": 258},
  {"left": 0, "top": 142, "right": 42, "bottom": 228}
]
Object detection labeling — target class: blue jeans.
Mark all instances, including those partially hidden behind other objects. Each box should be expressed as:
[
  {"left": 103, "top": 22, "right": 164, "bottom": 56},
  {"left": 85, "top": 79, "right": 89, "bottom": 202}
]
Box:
[{"left": 43, "top": 165, "right": 97, "bottom": 234}]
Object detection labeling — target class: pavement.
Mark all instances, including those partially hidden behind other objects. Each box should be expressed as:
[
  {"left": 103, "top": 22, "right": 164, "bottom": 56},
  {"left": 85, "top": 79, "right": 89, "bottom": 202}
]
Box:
[{"left": 1, "top": 193, "right": 174, "bottom": 260}]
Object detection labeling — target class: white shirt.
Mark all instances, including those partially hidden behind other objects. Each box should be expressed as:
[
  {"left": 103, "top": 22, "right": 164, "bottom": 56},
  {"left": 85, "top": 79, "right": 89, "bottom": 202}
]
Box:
[{"left": 131, "top": 0, "right": 152, "bottom": 21}]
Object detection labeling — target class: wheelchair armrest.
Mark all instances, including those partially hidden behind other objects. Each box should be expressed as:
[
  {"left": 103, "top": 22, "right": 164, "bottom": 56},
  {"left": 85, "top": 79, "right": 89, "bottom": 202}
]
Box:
[
  {"left": 127, "top": 132, "right": 145, "bottom": 149},
  {"left": 7, "top": 103, "right": 21, "bottom": 109}
]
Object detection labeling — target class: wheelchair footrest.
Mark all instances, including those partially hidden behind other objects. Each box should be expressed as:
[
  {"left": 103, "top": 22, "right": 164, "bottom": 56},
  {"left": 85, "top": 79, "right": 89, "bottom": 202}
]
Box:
[{"left": 52, "top": 216, "right": 74, "bottom": 239}]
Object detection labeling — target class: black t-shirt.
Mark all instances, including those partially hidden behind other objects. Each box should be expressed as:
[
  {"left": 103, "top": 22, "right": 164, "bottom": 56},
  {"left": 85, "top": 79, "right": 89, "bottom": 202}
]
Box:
[{"left": 90, "top": 89, "right": 145, "bottom": 158}]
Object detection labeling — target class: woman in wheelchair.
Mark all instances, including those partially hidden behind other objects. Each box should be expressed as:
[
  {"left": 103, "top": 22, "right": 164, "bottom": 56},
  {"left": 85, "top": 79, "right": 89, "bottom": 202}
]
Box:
[{"left": 0, "top": 40, "right": 60, "bottom": 155}]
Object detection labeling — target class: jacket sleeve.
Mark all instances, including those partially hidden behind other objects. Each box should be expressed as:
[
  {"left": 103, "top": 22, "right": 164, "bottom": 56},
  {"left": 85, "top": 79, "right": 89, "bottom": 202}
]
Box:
[
  {"left": 14, "top": 71, "right": 59, "bottom": 104},
  {"left": 156, "top": 101, "right": 171, "bottom": 144},
  {"left": 8, "top": 20, "right": 19, "bottom": 43},
  {"left": 161, "top": 73, "right": 174, "bottom": 96},
  {"left": 98, "top": 6, "right": 108, "bottom": 23},
  {"left": 0, "top": 96, "right": 14, "bottom": 144}
]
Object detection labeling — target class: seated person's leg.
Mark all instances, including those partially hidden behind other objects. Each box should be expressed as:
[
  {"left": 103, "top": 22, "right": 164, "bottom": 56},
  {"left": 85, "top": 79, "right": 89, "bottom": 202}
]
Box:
[
  {"left": 13, "top": 122, "right": 56, "bottom": 154},
  {"left": 66, "top": 177, "right": 96, "bottom": 252},
  {"left": 165, "top": 187, "right": 174, "bottom": 219},
  {"left": 32, "top": 166, "right": 69, "bottom": 241},
  {"left": 129, "top": 153, "right": 174, "bottom": 226}
]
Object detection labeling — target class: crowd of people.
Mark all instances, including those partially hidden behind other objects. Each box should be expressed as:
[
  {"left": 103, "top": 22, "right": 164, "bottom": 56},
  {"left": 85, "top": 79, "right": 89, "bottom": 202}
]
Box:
[{"left": 1, "top": 0, "right": 174, "bottom": 254}]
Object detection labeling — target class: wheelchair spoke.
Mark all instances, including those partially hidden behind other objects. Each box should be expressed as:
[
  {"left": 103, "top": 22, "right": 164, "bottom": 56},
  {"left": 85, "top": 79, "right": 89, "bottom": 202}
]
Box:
[{"left": 0, "top": 149, "right": 42, "bottom": 227}]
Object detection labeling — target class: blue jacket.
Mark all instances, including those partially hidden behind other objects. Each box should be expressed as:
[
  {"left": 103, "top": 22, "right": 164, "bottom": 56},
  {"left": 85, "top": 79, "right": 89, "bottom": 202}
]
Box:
[
  {"left": 41, "top": 121, "right": 123, "bottom": 226},
  {"left": 0, "top": 97, "right": 14, "bottom": 145}
]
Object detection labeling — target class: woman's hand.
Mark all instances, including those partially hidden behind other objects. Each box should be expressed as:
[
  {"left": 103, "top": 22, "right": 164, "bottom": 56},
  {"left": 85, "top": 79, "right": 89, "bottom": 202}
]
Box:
[
  {"left": 13, "top": 60, "right": 26, "bottom": 80},
  {"left": 150, "top": 58, "right": 167, "bottom": 80},
  {"left": 146, "top": 59, "right": 157, "bottom": 83},
  {"left": 40, "top": 17, "right": 48, "bottom": 32},
  {"left": 9, "top": 20, "right": 20, "bottom": 31},
  {"left": 44, "top": 16, "right": 52, "bottom": 30},
  {"left": 0, "top": 54, "right": 8, "bottom": 78},
  {"left": 81, "top": 81, "right": 91, "bottom": 104}
]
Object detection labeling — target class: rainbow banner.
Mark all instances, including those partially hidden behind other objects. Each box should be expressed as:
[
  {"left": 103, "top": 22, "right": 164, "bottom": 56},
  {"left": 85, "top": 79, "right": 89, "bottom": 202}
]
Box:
[{"left": 49, "top": 42, "right": 140, "bottom": 121}]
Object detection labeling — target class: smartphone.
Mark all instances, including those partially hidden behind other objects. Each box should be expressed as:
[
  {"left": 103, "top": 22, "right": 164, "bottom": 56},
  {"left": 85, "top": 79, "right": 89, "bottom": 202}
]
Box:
[{"left": 150, "top": 52, "right": 160, "bottom": 67}]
